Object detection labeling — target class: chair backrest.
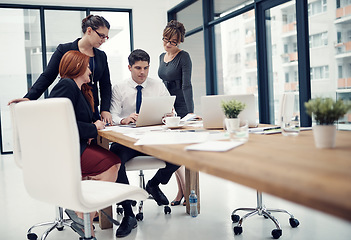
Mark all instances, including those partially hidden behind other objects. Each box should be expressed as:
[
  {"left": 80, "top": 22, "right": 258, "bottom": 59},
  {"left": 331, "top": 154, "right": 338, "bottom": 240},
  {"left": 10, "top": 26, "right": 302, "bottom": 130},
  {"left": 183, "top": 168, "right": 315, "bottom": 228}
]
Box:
[
  {"left": 12, "top": 98, "right": 84, "bottom": 210},
  {"left": 10, "top": 103, "right": 22, "bottom": 168}
]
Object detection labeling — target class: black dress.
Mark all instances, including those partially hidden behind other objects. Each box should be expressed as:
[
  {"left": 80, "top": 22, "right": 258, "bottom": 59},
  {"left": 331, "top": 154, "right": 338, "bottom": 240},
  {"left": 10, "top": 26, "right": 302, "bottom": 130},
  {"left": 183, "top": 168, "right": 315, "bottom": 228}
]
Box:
[{"left": 158, "top": 50, "right": 194, "bottom": 118}]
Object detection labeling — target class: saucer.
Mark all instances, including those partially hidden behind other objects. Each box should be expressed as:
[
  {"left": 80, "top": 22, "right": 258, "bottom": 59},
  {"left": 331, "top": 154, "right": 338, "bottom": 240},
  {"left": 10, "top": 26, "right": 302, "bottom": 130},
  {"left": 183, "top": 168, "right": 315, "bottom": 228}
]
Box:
[{"left": 164, "top": 123, "right": 185, "bottom": 129}]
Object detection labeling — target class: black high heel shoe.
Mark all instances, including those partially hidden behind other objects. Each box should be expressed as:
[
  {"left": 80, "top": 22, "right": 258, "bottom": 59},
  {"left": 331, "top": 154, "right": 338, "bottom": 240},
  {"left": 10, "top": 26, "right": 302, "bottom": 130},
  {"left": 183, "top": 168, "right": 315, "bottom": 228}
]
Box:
[{"left": 171, "top": 195, "right": 184, "bottom": 206}]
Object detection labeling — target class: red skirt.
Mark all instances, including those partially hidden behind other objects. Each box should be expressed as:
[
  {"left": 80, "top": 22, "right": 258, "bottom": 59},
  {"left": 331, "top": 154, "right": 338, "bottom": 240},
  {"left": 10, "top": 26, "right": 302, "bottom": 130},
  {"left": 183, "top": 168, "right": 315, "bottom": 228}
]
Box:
[{"left": 81, "top": 144, "right": 121, "bottom": 178}]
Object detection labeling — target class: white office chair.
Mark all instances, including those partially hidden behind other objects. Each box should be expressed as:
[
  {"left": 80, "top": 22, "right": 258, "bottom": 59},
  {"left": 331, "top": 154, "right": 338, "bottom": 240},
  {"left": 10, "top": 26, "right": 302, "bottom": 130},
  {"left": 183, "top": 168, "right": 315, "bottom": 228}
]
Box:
[
  {"left": 10, "top": 101, "right": 74, "bottom": 240},
  {"left": 116, "top": 156, "right": 171, "bottom": 220},
  {"left": 231, "top": 191, "right": 299, "bottom": 239},
  {"left": 11, "top": 98, "right": 148, "bottom": 240}
]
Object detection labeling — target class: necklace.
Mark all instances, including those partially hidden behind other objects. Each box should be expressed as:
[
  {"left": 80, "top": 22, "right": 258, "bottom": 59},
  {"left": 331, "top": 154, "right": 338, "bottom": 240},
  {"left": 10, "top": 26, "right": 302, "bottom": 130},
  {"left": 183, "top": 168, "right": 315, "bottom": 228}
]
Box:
[{"left": 90, "top": 57, "right": 95, "bottom": 85}]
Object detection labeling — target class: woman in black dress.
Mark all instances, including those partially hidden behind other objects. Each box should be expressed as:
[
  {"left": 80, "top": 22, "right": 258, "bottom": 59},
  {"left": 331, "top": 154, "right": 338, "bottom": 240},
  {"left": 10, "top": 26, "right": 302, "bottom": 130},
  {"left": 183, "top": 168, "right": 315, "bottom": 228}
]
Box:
[{"left": 158, "top": 20, "right": 194, "bottom": 206}]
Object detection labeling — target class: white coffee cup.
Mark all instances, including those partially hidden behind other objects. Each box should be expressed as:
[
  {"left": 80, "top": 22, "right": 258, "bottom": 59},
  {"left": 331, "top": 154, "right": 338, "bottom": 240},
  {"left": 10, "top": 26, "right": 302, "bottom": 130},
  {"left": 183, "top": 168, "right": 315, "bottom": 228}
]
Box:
[{"left": 162, "top": 116, "right": 181, "bottom": 128}]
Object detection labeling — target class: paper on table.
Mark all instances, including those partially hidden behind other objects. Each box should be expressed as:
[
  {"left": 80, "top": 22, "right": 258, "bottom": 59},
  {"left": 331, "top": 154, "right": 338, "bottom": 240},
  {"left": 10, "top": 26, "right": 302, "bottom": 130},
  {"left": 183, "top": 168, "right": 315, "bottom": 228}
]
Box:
[
  {"left": 134, "top": 131, "right": 209, "bottom": 145},
  {"left": 101, "top": 125, "right": 163, "bottom": 134},
  {"left": 185, "top": 140, "right": 244, "bottom": 152}
]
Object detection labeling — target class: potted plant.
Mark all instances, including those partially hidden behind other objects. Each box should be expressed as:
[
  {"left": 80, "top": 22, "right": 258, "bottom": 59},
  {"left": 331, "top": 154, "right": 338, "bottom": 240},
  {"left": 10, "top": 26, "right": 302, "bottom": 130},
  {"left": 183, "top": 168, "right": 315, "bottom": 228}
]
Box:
[
  {"left": 221, "top": 99, "right": 246, "bottom": 135},
  {"left": 304, "top": 97, "right": 351, "bottom": 148}
]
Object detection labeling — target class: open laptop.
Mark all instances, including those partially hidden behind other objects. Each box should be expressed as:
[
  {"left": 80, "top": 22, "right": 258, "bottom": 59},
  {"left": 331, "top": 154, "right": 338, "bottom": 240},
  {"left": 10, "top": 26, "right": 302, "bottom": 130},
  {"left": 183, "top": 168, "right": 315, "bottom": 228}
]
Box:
[
  {"left": 135, "top": 96, "right": 176, "bottom": 127},
  {"left": 201, "top": 94, "right": 258, "bottom": 129}
]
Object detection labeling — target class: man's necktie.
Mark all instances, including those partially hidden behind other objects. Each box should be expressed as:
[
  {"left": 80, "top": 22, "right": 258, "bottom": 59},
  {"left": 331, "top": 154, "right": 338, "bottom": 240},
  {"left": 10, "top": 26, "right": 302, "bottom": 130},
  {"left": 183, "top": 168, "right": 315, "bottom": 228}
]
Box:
[{"left": 136, "top": 85, "right": 143, "bottom": 114}]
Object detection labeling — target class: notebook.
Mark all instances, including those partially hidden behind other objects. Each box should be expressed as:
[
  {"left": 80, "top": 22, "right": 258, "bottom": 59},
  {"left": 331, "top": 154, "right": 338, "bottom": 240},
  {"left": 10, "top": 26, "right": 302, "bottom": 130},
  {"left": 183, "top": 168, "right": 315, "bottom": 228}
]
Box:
[
  {"left": 201, "top": 94, "right": 258, "bottom": 129},
  {"left": 135, "top": 96, "right": 176, "bottom": 127}
]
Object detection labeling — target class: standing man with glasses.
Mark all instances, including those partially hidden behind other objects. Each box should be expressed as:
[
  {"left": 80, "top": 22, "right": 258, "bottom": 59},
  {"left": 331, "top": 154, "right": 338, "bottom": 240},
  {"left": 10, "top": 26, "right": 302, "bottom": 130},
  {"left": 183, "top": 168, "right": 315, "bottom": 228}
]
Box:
[
  {"left": 109, "top": 49, "right": 180, "bottom": 238},
  {"left": 8, "top": 15, "right": 113, "bottom": 124}
]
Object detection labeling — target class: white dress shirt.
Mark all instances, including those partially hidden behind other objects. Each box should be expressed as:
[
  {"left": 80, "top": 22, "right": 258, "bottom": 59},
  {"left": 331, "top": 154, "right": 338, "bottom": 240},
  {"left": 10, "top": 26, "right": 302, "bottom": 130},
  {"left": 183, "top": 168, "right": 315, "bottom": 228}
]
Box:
[{"left": 110, "top": 77, "right": 170, "bottom": 124}]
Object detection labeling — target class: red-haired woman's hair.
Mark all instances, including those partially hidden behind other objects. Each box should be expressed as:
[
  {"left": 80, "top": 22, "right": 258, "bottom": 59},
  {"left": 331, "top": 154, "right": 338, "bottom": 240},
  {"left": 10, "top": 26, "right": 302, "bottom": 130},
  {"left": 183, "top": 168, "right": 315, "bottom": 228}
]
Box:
[
  {"left": 59, "top": 50, "right": 89, "bottom": 79},
  {"left": 59, "top": 50, "right": 94, "bottom": 112}
]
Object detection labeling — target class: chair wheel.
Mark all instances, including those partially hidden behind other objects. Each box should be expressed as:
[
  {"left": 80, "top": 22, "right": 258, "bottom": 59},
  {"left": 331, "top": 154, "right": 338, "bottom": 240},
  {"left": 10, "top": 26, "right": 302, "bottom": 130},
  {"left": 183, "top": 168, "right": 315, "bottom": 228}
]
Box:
[
  {"left": 131, "top": 200, "right": 137, "bottom": 207},
  {"left": 116, "top": 206, "right": 124, "bottom": 215},
  {"left": 231, "top": 214, "right": 240, "bottom": 223},
  {"left": 136, "top": 213, "right": 144, "bottom": 221},
  {"left": 233, "top": 226, "right": 242, "bottom": 235},
  {"left": 272, "top": 229, "right": 282, "bottom": 239},
  {"left": 289, "top": 218, "right": 300, "bottom": 228},
  {"left": 56, "top": 226, "right": 64, "bottom": 231},
  {"left": 27, "top": 233, "right": 38, "bottom": 240},
  {"left": 164, "top": 206, "right": 171, "bottom": 214}
]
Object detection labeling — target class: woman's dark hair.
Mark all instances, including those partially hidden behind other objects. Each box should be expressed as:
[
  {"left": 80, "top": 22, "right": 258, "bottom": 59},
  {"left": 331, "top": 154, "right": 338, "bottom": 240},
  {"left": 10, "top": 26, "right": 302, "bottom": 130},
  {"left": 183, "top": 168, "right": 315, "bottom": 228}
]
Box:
[
  {"left": 163, "top": 20, "right": 186, "bottom": 43},
  {"left": 128, "top": 49, "right": 150, "bottom": 66},
  {"left": 82, "top": 15, "right": 110, "bottom": 33}
]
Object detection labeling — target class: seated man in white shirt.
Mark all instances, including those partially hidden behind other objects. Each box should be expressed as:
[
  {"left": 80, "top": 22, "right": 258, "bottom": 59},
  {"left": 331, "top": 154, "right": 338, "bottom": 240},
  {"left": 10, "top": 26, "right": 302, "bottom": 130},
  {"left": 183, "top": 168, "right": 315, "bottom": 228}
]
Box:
[{"left": 110, "top": 49, "right": 180, "bottom": 238}]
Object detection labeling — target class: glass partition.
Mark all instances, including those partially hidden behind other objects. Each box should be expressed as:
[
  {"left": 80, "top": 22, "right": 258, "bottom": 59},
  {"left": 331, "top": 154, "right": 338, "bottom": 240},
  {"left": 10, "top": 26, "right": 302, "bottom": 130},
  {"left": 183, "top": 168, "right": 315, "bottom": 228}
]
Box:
[
  {"left": 44, "top": 10, "right": 84, "bottom": 94},
  {"left": 181, "top": 32, "right": 206, "bottom": 115},
  {"left": 0, "top": 8, "right": 41, "bottom": 153},
  {"left": 91, "top": 11, "right": 131, "bottom": 86},
  {"left": 0, "top": 7, "right": 133, "bottom": 153}
]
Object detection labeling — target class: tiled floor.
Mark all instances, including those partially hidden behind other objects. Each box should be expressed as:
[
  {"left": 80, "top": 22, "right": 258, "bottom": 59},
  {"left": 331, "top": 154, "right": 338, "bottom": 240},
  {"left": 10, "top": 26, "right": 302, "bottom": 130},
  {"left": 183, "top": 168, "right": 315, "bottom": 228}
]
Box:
[{"left": 1, "top": 153, "right": 351, "bottom": 240}]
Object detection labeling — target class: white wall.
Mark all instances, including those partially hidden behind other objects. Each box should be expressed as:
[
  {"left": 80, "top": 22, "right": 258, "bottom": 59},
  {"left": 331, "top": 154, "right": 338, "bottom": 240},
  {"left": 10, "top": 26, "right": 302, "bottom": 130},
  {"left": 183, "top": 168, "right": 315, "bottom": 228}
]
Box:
[{"left": 2, "top": 0, "right": 183, "bottom": 78}]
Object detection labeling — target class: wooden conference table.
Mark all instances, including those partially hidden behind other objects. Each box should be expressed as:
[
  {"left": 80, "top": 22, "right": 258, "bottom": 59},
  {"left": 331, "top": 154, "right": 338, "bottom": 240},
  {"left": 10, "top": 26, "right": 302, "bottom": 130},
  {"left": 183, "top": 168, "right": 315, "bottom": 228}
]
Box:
[{"left": 97, "top": 127, "right": 351, "bottom": 227}]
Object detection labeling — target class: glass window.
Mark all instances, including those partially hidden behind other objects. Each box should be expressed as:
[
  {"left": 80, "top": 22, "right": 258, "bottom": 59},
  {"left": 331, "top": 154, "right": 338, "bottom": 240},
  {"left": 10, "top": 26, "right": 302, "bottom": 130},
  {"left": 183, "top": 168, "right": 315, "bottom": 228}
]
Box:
[
  {"left": 181, "top": 32, "right": 206, "bottom": 115},
  {"left": 177, "top": 0, "right": 203, "bottom": 31},
  {"left": 44, "top": 10, "right": 84, "bottom": 95},
  {"left": 215, "top": 8, "right": 258, "bottom": 117},
  {"left": 309, "top": 0, "right": 351, "bottom": 129},
  {"left": 0, "top": 8, "right": 41, "bottom": 152},
  {"left": 214, "top": 0, "right": 254, "bottom": 19},
  {"left": 91, "top": 11, "right": 131, "bottom": 86},
  {"left": 264, "top": 1, "right": 299, "bottom": 124},
  {"left": 0, "top": 7, "right": 133, "bottom": 153}
]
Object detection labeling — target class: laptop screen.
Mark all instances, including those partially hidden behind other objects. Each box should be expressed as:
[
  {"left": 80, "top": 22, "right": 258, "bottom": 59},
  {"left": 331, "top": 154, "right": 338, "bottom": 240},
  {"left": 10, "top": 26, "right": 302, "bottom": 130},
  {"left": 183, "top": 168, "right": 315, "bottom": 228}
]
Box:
[
  {"left": 136, "top": 96, "right": 176, "bottom": 127},
  {"left": 201, "top": 94, "right": 258, "bottom": 129}
]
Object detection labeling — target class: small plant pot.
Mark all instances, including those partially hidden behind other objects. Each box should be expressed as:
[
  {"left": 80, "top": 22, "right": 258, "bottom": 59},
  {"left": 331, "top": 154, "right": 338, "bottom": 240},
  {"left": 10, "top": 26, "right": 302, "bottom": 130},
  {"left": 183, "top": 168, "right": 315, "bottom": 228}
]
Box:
[
  {"left": 224, "top": 118, "right": 240, "bottom": 131},
  {"left": 312, "top": 125, "right": 337, "bottom": 149}
]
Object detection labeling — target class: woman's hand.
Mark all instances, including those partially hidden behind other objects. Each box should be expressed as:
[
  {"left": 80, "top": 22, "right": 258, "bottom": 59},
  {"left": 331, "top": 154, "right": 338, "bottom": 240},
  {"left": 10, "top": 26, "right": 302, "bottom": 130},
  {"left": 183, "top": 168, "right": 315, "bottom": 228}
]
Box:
[
  {"left": 101, "top": 111, "right": 112, "bottom": 124},
  {"left": 8, "top": 98, "right": 30, "bottom": 105},
  {"left": 94, "top": 120, "right": 106, "bottom": 130}
]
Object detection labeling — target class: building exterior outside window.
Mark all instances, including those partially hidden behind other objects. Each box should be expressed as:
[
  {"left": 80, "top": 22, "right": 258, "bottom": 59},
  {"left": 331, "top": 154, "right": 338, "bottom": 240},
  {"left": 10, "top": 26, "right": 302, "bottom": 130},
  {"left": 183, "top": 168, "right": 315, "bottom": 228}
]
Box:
[{"left": 215, "top": 0, "right": 350, "bottom": 128}]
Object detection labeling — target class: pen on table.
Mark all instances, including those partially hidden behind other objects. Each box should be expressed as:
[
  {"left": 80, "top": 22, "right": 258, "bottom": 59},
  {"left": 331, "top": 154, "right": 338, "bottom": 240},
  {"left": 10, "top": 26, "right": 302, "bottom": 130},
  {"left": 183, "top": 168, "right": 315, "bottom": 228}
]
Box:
[{"left": 263, "top": 126, "right": 281, "bottom": 131}]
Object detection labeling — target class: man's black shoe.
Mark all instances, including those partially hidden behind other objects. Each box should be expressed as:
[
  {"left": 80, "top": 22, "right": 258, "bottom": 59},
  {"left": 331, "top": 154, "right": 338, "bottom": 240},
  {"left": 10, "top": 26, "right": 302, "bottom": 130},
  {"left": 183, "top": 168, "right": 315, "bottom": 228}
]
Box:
[
  {"left": 116, "top": 216, "right": 137, "bottom": 238},
  {"left": 146, "top": 182, "right": 169, "bottom": 205}
]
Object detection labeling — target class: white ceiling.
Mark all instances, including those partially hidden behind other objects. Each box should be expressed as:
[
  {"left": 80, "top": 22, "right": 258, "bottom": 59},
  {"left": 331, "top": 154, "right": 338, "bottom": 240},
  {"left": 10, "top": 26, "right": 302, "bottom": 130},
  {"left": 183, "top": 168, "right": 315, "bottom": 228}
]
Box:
[{"left": 2, "top": 0, "right": 183, "bottom": 10}]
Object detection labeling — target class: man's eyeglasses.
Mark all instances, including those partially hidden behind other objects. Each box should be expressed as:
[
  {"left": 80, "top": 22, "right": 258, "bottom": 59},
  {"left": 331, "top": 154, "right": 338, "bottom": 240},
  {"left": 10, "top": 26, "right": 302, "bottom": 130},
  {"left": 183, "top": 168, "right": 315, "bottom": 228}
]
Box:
[
  {"left": 162, "top": 37, "right": 178, "bottom": 46},
  {"left": 94, "top": 29, "right": 109, "bottom": 40}
]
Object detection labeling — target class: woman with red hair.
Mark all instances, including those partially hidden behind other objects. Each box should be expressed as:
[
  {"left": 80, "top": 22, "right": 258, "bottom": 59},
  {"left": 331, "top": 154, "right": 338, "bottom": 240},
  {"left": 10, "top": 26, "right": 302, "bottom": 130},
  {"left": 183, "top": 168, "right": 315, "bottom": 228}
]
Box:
[{"left": 49, "top": 50, "right": 121, "bottom": 236}]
